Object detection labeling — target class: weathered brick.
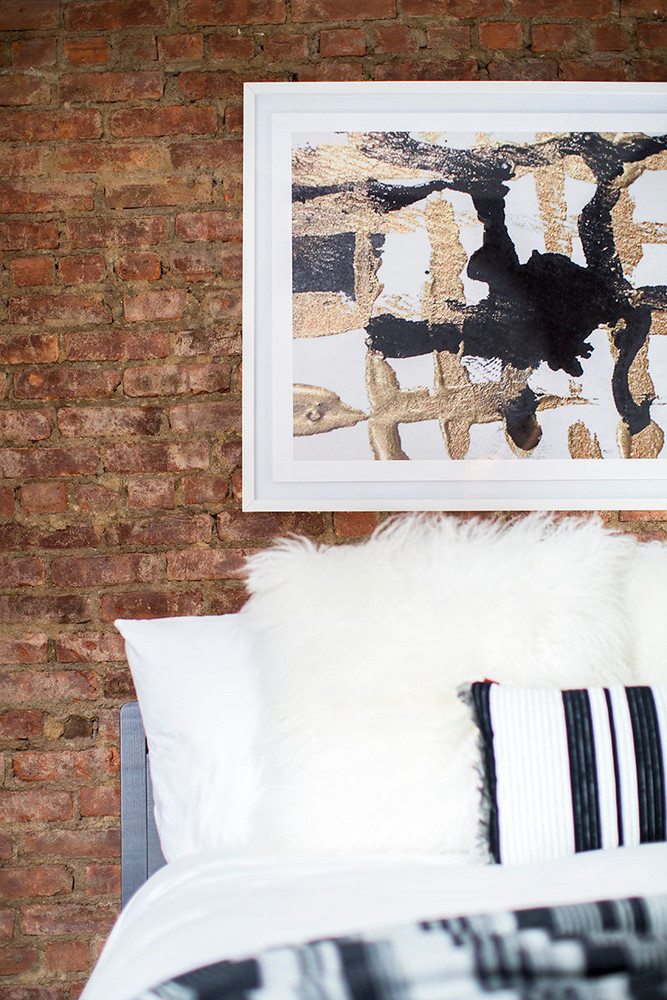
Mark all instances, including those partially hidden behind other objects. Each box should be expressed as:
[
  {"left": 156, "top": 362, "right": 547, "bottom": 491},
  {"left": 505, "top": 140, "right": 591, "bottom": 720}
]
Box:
[
  {"left": 158, "top": 32, "right": 204, "bottom": 59},
  {"left": 0, "top": 75, "right": 50, "bottom": 107},
  {"left": 175, "top": 211, "right": 241, "bottom": 242},
  {"left": 64, "top": 38, "right": 111, "bottom": 65},
  {"left": 0, "top": 333, "right": 58, "bottom": 364},
  {"left": 24, "top": 829, "right": 119, "bottom": 859},
  {"left": 0, "top": 448, "right": 99, "bottom": 480},
  {"left": 203, "top": 290, "right": 242, "bottom": 320},
  {"left": 0, "top": 791, "right": 72, "bottom": 824},
  {"left": 374, "top": 25, "right": 422, "bottom": 53},
  {"left": 123, "top": 289, "right": 187, "bottom": 322},
  {"left": 166, "top": 548, "right": 246, "bottom": 580},
  {"left": 320, "top": 27, "right": 365, "bottom": 56},
  {"left": 292, "top": 0, "right": 394, "bottom": 18},
  {"left": 479, "top": 21, "right": 523, "bottom": 48},
  {"left": 13, "top": 748, "right": 119, "bottom": 783},
  {"left": 58, "top": 405, "right": 161, "bottom": 438},
  {"left": 52, "top": 553, "right": 159, "bottom": 588},
  {"left": 0, "top": 0, "right": 59, "bottom": 28},
  {"left": 56, "top": 632, "right": 124, "bottom": 663},
  {"left": 171, "top": 248, "right": 221, "bottom": 281},
  {"left": 0, "top": 221, "right": 59, "bottom": 251},
  {"left": 177, "top": 69, "right": 243, "bottom": 99},
  {"left": 559, "top": 58, "right": 627, "bottom": 80},
  {"left": 101, "top": 590, "right": 204, "bottom": 621},
  {"left": 54, "top": 141, "right": 166, "bottom": 173},
  {"left": 0, "top": 180, "right": 94, "bottom": 214},
  {"left": 65, "top": 0, "right": 168, "bottom": 30},
  {"left": 80, "top": 786, "right": 120, "bottom": 817},
  {"left": 0, "top": 488, "right": 14, "bottom": 517},
  {"left": 621, "top": 0, "right": 665, "bottom": 11},
  {"left": 514, "top": 0, "right": 611, "bottom": 12},
  {"left": 122, "top": 34, "right": 159, "bottom": 60},
  {"left": 9, "top": 257, "right": 55, "bottom": 288},
  {"left": 210, "top": 588, "right": 247, "bottom": 614},
  {"left": 103, "top": 668, "right": 135, "bottom": 699},
  {"left": 375, "top": 58, "right": 477, "bottom": 80},
  {"left": 0, "top": 556, "right": 45, "bottom": 587},
  {"left": 35, "top": 526, "right": 100, "bottom": 550},
  {"left": 124, "top": 362, "right": 230, "bottom": 397},
  {"left": 0, "top": 594, "right": 94, "bottom": 625},
  {"left": 9, "top": 295, "right": 111, "bottom": 327},
  {"left": 216, "top": 510, "right": 325, "bottom": 540},
  {"left": 296, "top": 60, "right": 364, "bottom": 80},
  {"left": 64, "top": 329, "right": 169, "bottom": 361},
  {"left": 11, "top": 39, "right": 57, "bottom": 68},
  {"left": 0, "top": 147, "right": 43, "bottom": 177},
  {"left": 114, "top": 252, "right": 161, "bottom": 281},
  {"left": 106, "top": 176, "right": 212, "bottom": 210},
  {"left": 111, "top": 105, "right": 217, "bottom": 137},
  {"left": 84, "top": 864, "right": 121, "bottom": 895},
  {"left": 208, "top": 33, "right": 254, "bottom": 58},
  {"left": 174, "top": 327, "right": 240, "bottom": 356},
  {"left": 45, "top": 940, "right": 90, "bottom": 973},
  {"left": 21, "top": 902, "right": 117, "bottom": 936},
  {"left": 59, "top": 255, "right": 106, "bottom": 286},
  {"left": 169, "top": 138, "right": 242, "bottom": 171},
  {"left": 0, "top": 636, "right": 48, "bottom": 665},
  {"left": 106, "top": 513, "right": 211, "bottom": 547},
  {"left": 0, "top": 110, "right": 101, "bottom": 142},
  {"left": 104, "top": 441, "right": 208, "bottom": 472},
  {"left": 128, "top": 476, "right": 175, "bottom": 509},
  {"left": 168, "top": 400, "right": 240, "bottom": 433},
  {"left": 180, "top": 0, "right": 286, "bottom": 24},
  {"left": 264, "top": 32, "right": 309, "bottom": 60},
  {"left": 0, "top": 710, "right": 42, "bottom": 739},
  {"left": 225, "top": 104, "right": 243, "bottom": 132},
  {"left": 21, "top": 483, "right": 67, "bottom": 514},
  {"left": 182, "top": 474, "right": 228, "bottom": 504},
  {"left": 61, "top": 71, "right": 163, "bottom": 104},
  {"left": 638, "top": 22, "right": 667, "bottom": 48},
  {"left": 70, "top": 484, "right": 119, "bottom": 515},
  {"left": 66, "top": 215, "right": 168, "bottom": 249},
  {"left": 0, "top": 946, "right": 39, "bottom": 975},
  {"left": 14, "top": 369, "right": 121, "bottom": 400},
  {"left": 634, "top": 59, "right": 667, "bottom": 80},
  {"left": 0, "top": 867, "right": 72, "bottom": 899},
  {"left": 0, "top": 908, "right": 13, "bottom": 936},
  {"left": 532, "top": 23, "right": 578, "bottom": 50}
]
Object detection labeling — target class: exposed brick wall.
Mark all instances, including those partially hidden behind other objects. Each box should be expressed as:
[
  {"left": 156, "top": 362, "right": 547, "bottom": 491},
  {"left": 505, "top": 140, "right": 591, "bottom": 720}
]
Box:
[{"left": 0, "top": 0, "right": 665, "bottom": 994}]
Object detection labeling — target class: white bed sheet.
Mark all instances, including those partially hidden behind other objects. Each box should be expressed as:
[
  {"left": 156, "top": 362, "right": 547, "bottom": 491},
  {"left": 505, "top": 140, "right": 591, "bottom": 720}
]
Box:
[{"left": 83, "top": 843, "right": 667, "bottom": 1000}]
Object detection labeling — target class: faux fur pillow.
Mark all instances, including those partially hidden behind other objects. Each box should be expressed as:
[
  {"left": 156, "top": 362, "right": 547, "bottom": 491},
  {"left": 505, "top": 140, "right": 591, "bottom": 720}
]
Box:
[{"left": 243, "top": 515, "right": 638, "bottom": 855}]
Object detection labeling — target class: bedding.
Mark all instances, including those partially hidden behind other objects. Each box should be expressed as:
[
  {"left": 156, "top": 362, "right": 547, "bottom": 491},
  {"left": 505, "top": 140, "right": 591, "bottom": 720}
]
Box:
[{"left": 82, "top": 844, "right": 667, "bottom": 1000}]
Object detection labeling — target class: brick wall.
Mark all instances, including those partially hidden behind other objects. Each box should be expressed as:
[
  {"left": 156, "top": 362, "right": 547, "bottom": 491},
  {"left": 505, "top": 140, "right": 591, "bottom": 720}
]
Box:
[{"left": 0, "top": 0, "right": 665, "bottom": 995}]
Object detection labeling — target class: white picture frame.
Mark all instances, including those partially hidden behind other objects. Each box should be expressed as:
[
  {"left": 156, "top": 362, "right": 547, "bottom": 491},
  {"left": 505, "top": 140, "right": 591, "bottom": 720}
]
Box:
[{"left": 242, "top": 81, "right": 667, "bottom": 511}]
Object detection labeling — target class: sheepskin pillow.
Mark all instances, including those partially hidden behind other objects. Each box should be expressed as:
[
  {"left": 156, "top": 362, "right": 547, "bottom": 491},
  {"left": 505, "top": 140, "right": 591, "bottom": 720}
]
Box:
[
  {"left": 243, "top": 514, "right": 638, "bottom": 855},
  {"left": 463, "top": 680, "right": 667, "bottom": 865}
]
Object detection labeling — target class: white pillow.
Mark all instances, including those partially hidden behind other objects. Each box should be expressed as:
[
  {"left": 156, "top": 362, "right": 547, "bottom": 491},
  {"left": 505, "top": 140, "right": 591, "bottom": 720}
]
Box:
[
  {"left": 115, "top": 614, "right": 260, "bottom": 863},
  {"left": 243, "top": 515, "right": 638, "bottom": 855}
]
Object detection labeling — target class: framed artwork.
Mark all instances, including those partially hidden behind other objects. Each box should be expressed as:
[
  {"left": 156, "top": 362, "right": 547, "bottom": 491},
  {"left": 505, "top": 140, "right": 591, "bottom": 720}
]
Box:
[{"left": 242, "top": 81, "right": 667, "bottom": 511}]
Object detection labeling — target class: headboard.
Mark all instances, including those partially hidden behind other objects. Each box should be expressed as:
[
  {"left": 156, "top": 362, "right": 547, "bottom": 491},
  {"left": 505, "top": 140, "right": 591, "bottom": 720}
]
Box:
[{"left": 119, "top": 702, "right": 166, "bottom": 907}]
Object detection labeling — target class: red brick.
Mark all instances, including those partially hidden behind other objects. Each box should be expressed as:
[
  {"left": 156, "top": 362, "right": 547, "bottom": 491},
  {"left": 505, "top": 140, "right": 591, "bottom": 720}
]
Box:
[
  {"left": 128, "top": 476, "right": 175, "bottom": 509},
  {"left": 70, "top": 484, "right": 119, "bottom": 515},
  {"left": 36, "top": 525, "right": 100, "bottom": 550},
  {"left": 106, "top": 176, "right": 212, "bottom": 210},
  {"left": 0, "top": 525, "right": 34, "bottom": 551},
  {"left": 0, "top": 0, "right": 58, "bottom": 28},
  {"left": 181, "top": 0, "right": 286, "bottom": 23},
  {"left": 55, "top": 632, "right": 124, "bottom": 663},
  {"left": 85, "top": 864, "right": 121, "bottom": 895},
  {"left": 0, "top": 556, "right": 44, "bottom": 587},
  {"left": 0, "top": 180, "right": 94, "bottom": 214},
  {"left": 124, "top": 362, "right": 230, "bottom": 397},
  {"left": 0, "top": 221, "right": 59, "bottom": 251},
  {"left": 158, "top": 32, "right": 204, "bottom": 59},
  {"left": 9, "top": 257, "right": 55, "bottom": 288},
  {"left": 123, "top": 289, "right": 187, "bottom": 322},
  {"left": 111, "top": 104, "right": 217, "bottom": 137},
  {"left": 333, "top": 511, "right": 380, "bottom": 537},
  {"left": 9, "top": 295, "right": 111, "bottom": 327},
  {"left": 25, "top": 829, "right": 119, "bottom": 859},
  {"left": 560, "top": 59, "right": 627, "bottom": 80},
  {"left": 446, "top": 0, "right": 501, "bottom": 10},
  {"left": 0, "top": 908, "right": 13, "bottom": 936},
  {"left": 106, "top": 513, "right": 211, "bottom": 547},
  {"left": 101, "top": 590, "right": 204, "bottom": 621},
  {"left": 0, "top": 946, "right": 39, "bottom": 975},
  {"left": 0, "top": 595, "right": 94, "bottom": 625},
  {"left": 479, "top": 21, "right": 523, "bottom": 48},
  {"left": 0, "top": 636, "right": 47, "bottom": 665},
  {"left": 64, "top": 329, "right": 169, "bottom": 361},
  {"left": 373, "top": 25, "right": 421, "bottom": 53},
  {"left": 209, "top": 34, "right": 255, "bottom": 58},
  {"left": 183, "top": 474, "right": 228, "bottom": 504},
  {"left": 0, "top": 334, "right": 58, "bottom": 365},
  {"left": 80, "top": 786, "right": 120, "bottom": 817},
  {"left": 170, "top": 138, "right": 242, "bottom": 171},
  {"left": 65, "top": 0, "right": 168, "bottom": 29},
  {"left": 21, "top": 902, "right": 117, "bottom": 936},
  {"left": 296, "top": 61, "right": 364, "bottom": 80},
  {"left": 621, "top": 0, "right": 665, "bottom": 10},
  {"left": 225, "top": 104, "right": 243, "bottom": 131},
  {"left": 0, "top": 866, "right": 71, "bottom": 899},
  {"left": 13, "top": 748, "right": 119, "bottom": 783},
  {"left": 104, "top": 441, "right": 208, "bottom": 472},
  {"left": 0, "top": 791, "right": 72, "bottom": 824},
  {"left": 593, "top": 23, "right": 630, "bottom": 50},
  {"left": 203, "top": 290, "right": 242, "bottom": 320},
  {"left": 0, "top": 147, "right": 43, "bottom": 178},
  {"left": 487, "top": 57, "right": 557, "bottom": 79},
  {"left": 514, "top": 0, "right": 611, "bottom": 11},
  {"left": 21, "top": 483, "right": 67, "bottom": 514},
  {"left": 174, "top": 327, "right": 240, "bottom": 356},
  {"left": 264, "top": 32, "right": 309, "bottom": 60},
  {"left": 122, "top": 35, "right": 159, "bottom": 60},
  {"left": 61, "top": 71, "right": 163, "bottom": 104},
  {"left": 11, "top": 39, "right": 57, "bottom": 68},
  {"left": 98, "top": 708, "right": 120, "bottom": 740},
  {"left": 177, "top": 69, "right": 242, "bottom": 99},
  {"left": 54, "top": 141, "right": 166, "bottom": 173},
  {"left": 0, "top": 669, "right": 97, "bottom": 705},
  {"left": 166, "top": 548, "right": 245, "bottom": 581},
  {"left": 59, "top": 255, "right": 106, "bottom": 286},
  {"left": 634, "top": 59, "right": 667, "bottom": 80},
  {"left": 532, "top": 23, "right": 577, "bottom": 50},
  {"left": 0, "top": 488, "right": 14, "bottom": 517},
  {"left": 114, "top": 252, "right": 161, "bottom": 281},
  {"left": 217, "top": 511, "right": 323, "bottom": 540},
  {"left": 171, "top": 248, "right": 221, "bottom": 281},
  {"left": 66, "top": 215, "right": 168, "bottom": 249},
  {"left": 0, "top": 710, "right": 42, "bottom": 739},
  {"left": 103, "top": 667, "right": 135, "bottom": 699},
  {"left": 175, "top": 211, "right": 241, "bottom": 242},
  {"left": 292, "top": 0, "right": 393, "bottom": 16},
  {"left": 0, "top": 110, "right": 101, "bottom": 142},
  {"left": 14, "top": 369, "right": 120, "bottom": 400},
  {"left": 168, "top": 400, "right": 240, "bottom": 433},
  {"left": 53, "top": 553, "right": 159, "bottom": 588},
  {"left": 638, "top": 22, "right": 667, "bottom": 48},
  {"left": 64, "top": 38, "right": 111, "bottom": 65},
  {"left": 318, "top": 27, "right": 364, "bottom": 56},
  {"left": 58, "top": 405, "right": 161, "bottom": 438},
  {"left": 375, "top": 59, "right": 477, "bottom": 80},
  {"left": 46, "top": 940, "right": 90, "bottom": 973},
  {"left": 0, "top": 75, "right": 50, "bottom": 106},
  {"left": 425, "top": 24, "right": 471, "bottom": 49},
  {"left": 0, "top": 448, "right": 99, "bottom": 480}
]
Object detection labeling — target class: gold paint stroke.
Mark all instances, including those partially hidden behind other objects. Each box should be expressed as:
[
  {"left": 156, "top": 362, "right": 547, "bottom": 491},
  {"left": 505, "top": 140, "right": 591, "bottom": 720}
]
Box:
[
  {"left": 293, "top": 384, "right": 368, "bottom": 437},
  {"left": 568, "top": 422, "right": 603, "bottom": 459}
]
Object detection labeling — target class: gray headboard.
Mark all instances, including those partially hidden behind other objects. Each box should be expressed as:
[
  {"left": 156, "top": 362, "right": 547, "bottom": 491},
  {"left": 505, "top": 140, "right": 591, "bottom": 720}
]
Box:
[{"left": 120, "top": 702, "right": 166, "bottom": 907}]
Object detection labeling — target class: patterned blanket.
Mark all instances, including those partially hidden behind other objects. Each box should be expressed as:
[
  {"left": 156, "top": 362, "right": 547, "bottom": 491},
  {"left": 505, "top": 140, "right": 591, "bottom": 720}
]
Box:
[{"left": 136, "top": 893, "right": 667, "bottom": 999}]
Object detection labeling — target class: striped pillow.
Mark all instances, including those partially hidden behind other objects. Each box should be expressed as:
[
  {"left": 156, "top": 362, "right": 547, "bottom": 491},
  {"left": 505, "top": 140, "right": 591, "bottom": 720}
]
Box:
[{"left": 464, "top": 682, "right": 667, "bottom": 866}]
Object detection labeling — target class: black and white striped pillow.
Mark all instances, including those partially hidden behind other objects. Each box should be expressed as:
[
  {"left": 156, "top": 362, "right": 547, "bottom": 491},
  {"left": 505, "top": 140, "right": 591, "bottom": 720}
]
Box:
[{"left": 465, "top": 682, "right": 667, "bottom": 866}]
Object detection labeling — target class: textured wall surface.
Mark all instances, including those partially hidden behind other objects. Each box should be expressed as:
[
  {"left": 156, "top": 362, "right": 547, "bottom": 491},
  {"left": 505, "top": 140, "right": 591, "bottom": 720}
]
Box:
[{"left": 0, "top": 0, "right": 666, "bottom": 995}]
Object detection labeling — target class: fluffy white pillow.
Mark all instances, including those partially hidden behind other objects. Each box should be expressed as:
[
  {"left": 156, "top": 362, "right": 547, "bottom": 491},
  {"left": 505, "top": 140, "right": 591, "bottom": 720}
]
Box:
[
  {"left": 243, "top": 515, "right": 638, "bottom": 855},
  {"left": 115, "top": 614, "right": 260, "bottom": 863}
]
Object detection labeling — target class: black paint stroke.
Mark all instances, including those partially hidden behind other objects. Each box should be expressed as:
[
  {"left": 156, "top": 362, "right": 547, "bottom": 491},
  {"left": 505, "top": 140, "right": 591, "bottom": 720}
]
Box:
[{"left": 292, "top": 232, "right": 356, "bottom": 299}]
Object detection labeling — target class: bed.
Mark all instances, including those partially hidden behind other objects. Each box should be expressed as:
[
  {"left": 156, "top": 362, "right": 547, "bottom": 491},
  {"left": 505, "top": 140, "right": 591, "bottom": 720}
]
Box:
[{"left": 82, "top": 516, "right": 667, "bottom": 999}]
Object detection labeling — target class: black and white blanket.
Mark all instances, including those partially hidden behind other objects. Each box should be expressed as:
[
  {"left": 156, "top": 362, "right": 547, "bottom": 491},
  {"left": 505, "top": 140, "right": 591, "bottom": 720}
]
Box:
[{"left": 136, "top": 892, "right": 667, "bottom": 999}]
